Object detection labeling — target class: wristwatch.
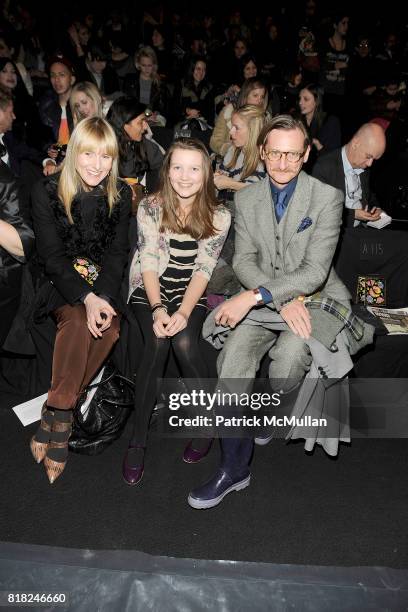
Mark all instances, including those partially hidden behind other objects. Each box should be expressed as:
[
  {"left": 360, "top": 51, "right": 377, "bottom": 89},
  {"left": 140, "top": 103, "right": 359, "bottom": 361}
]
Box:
[{"left": 252, "top": 288, "right": 264, "bottom": 305}]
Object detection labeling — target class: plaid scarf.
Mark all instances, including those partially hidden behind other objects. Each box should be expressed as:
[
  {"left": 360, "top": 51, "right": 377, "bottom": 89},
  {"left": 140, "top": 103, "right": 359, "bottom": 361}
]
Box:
[{"left": 306, "top": 295, "right": 364, "bottom": 341}]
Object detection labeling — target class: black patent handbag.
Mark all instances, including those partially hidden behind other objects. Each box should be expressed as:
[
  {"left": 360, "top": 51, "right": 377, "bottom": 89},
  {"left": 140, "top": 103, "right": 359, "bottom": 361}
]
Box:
[{"left": 69, "top": 363, "right": 135, "bottom": 455}]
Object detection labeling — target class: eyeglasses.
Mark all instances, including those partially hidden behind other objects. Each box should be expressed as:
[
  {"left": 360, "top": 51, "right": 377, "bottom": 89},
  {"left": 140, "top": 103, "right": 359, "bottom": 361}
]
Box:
[{"left": 263, "top": 149, "right": 306, "bottom": 163}]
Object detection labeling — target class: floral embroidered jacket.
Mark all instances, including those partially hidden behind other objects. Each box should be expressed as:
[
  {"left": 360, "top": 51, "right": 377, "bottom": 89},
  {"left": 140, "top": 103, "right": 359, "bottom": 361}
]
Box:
[{"left": 127, "top": 196, "right": 231, "bottom": 302}]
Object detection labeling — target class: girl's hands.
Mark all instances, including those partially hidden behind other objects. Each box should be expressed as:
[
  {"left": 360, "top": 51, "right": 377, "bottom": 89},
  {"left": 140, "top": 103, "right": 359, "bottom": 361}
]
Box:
[
  {"left": 152, "top": 307, "right": 171, "bottom": 338},
  {"left": 165, "top": 310, "right": 188, "bottom": 336}
]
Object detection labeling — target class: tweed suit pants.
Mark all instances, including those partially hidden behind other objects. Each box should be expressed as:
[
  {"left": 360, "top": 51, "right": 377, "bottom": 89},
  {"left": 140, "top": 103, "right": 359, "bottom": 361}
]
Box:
[{"left": 217, "top": 323, "right": 312, "bottom": 393}]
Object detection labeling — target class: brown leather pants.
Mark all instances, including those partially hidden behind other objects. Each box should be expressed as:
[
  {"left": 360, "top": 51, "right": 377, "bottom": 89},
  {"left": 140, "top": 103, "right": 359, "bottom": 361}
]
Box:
[{"left": 47, "top": 304, "right": 120, "bottom": 410}]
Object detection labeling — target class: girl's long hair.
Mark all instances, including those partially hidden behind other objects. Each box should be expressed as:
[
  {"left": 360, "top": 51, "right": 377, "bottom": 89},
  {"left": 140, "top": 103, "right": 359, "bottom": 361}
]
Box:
[
  {"left": 158, "top": 138, "right": 220, "bottom": 240},
  {"left": 58, "top": 117, "right": 119, "bottom": 223},
  {"left": 299, "top": 83, "right": 325, "bottom": 136},
  {"left": 226, "top": 104, "right": 267, "bottom": 180},
  {"left": 236, "top": 77, "right": 268, "bottom": 111}
]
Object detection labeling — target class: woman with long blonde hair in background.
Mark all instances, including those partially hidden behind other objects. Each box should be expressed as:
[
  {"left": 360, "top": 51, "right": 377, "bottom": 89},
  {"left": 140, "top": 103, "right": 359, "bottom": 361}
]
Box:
[
  {"left": 213, "top": 104, "right": 267, "bottom": 195},
  {"left": 69, "top": 81, "right": 104, "bottom": 126}
]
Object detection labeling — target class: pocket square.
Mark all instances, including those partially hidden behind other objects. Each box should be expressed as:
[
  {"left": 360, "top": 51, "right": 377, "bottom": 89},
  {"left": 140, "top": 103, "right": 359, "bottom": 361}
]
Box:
[{"left": 297, "top": 217, "right": 313, "bottom": 233}]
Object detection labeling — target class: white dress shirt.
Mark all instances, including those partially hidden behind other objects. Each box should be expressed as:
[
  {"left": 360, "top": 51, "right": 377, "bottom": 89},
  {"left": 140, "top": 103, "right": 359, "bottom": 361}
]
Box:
[
  {"left": 0, "top": 133, "right": 9, "bottom": 166},
  {"left": 341, "top": 146, "right": 365, "bottom": 227}
]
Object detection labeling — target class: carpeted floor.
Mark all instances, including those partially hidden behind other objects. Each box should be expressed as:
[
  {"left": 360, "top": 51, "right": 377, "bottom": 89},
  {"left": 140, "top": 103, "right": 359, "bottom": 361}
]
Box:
[{"left": 1, "top": 393, "right": 407, "bottom": 569}]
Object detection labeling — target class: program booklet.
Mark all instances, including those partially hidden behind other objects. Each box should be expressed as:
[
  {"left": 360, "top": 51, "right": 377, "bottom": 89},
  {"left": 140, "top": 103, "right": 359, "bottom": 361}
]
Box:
[{"left": 367, "top": 306, "right": 408, "bottom": 334}]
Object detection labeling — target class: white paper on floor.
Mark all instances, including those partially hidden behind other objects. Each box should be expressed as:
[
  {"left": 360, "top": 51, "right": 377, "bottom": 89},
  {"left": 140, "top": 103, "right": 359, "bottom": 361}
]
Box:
[
  {"left": 13, "top": 367, "right": 105, "bottom": 426},
  {"left": 13, "top": 393, "right": 48, "bottom": 426}
]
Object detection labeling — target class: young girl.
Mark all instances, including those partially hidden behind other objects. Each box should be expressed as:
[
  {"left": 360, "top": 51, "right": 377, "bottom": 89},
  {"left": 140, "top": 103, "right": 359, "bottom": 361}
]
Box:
[
  {"left": 123, "top": 138, "right": 231, "bottom": 485},
  {"left": 30, "top": 117, "right": 131, "bottom": 483}
]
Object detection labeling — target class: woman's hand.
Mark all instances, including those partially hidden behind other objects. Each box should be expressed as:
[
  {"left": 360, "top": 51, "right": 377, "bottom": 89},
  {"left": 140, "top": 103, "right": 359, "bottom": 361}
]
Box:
[
  {"left": 43, "top": 162, "right": 57, "bottom": 176},
  {"left": 84, "top": 293, "right": 117, "bottom": 338},
  {"left": 312, "top": 138, "right": 323, "bottom": 151},
  {"left": 152, "top": 307, "right": 171, "bottom": 338},
  {"left": 67, "top": 24, "right": 80, "bottom": 46},
  {"left": 386, "top": 99, "right": 401, "bottom": 111},
  {"left": 165, "top": 310, "right": 188, "bottom": 336},
  {"left": 334, "top": 61, "right": 348, "bottom": 70},
  {"left": 47, "top": 146, "right": 59, "bottom": 159},
  {"left": 213, "top": 172, "right": 235, "bottom": 191}
]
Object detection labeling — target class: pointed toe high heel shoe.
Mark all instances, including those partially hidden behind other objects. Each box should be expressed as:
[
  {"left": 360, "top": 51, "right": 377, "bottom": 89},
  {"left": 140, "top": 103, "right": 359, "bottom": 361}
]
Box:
[
  {"left": 43, "top": 410, "right": 73, "bottom": 484},
  {"left": 30, "top": 403, "right": 55, "bottom": 464}
]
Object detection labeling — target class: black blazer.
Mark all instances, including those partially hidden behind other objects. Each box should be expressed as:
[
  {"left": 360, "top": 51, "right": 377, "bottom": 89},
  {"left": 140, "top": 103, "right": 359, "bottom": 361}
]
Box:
[
  {"left": 74, "top": 58, "right": 120, "bottom": 97},
  {"left": 4, "top": 131, "right": 44, "bottom": 178},
  {"left": 312, "top": 148, "right": 377, "bottom": 227},
  {"left": 0, "top": 161, "right": 34, "bottom": 287},
  {"left": 38, "top": 91, "right": 75, "bottom": 145},
  {"left": 123, "top": 72, "right": 169, "bottom": 117},
  {"left": 119, "top": 137, "right": 164, "bottom": 193},
  {"left": 31, "top": 175, "right": 131, "bottom": 314}
]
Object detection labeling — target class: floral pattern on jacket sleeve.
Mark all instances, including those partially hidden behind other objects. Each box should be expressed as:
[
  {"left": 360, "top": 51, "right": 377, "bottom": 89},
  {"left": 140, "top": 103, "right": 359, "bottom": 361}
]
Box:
[
  {"left": 193, "top": 206, "right": 231, "bottom": 280},
  {"left": 128, "top": 197, "right": 163, "bottom": 297},
  {"left": 137, "top": 197, "right": 162, "bottom": 272}
]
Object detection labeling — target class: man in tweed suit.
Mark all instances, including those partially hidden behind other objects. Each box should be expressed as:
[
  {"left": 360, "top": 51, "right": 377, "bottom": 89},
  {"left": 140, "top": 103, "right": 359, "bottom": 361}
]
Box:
[{"left": 188, "top": 115, "right": 350, "bottom": 509}]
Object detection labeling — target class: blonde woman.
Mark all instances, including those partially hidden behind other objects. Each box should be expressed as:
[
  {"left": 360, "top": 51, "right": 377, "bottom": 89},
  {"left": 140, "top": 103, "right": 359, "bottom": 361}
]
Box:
[
  {"left": 44, "top": 82, "right": 104, "bottom": 176},
  {"left": 214, "top": 104, "right": 267, "bottom": 194},
  {"left": 69, "top": 81, "right": 104, "bottom": 125},
  {"left": 123, "top": 46, "right": 169, "bottom": 118},
  {"left": 30, "top": 117, "right": 131, "bottom": 483},
  {"left": 123, "top": 138, "right": 231, "bottom": 485},
  {"left": 210, "top": 78, "right": 269, "bottom": 156},
  {"left": 207, "top": 105, "right": 267, "bottom": 307}
]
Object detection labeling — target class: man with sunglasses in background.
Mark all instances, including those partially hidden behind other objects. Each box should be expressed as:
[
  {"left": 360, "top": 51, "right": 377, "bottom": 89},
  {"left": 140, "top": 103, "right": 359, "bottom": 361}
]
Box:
[{"left": 188, "top": 114, "right": 350, "bottom": 509}]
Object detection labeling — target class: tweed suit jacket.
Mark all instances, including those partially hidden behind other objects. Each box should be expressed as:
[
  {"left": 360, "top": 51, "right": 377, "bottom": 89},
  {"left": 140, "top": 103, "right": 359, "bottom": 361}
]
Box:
[{"left": 232, "top": 171, "right": 351, "bottom": 311}]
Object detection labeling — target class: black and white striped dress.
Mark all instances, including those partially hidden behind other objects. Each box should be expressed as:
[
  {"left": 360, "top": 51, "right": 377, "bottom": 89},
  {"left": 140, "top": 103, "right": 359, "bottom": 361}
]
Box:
[{"left": 131, "top": 232, "right": 207, "bottom": 312}]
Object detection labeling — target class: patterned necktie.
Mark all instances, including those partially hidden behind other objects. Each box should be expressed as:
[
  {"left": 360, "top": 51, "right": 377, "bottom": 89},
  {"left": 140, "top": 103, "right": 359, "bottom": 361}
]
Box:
[{"left": 275, "top": 190, "right": 287, "bottom": 223}]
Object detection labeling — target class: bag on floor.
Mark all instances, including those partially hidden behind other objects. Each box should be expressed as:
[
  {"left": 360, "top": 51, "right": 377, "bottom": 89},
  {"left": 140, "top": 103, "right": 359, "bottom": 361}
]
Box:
[{"left": 69, "top": 362, "right": 134, "bottom": 455}]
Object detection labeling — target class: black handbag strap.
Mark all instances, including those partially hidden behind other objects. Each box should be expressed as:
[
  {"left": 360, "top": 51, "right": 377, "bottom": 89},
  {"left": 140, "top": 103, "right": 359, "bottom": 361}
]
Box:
[
  {"left": 99, "top": 398, "right": 134, "bottom": 407},
  {"left": 82, "top": 369, "right": 135, "bottom": 392}
]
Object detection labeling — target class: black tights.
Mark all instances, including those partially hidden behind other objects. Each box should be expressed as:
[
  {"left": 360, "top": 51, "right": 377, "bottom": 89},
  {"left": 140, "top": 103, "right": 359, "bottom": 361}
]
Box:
[{"left": 129, "top": 305, "right": 208, "bottom": 446}]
